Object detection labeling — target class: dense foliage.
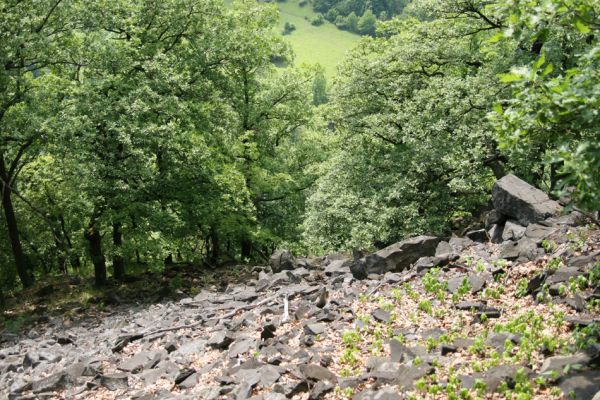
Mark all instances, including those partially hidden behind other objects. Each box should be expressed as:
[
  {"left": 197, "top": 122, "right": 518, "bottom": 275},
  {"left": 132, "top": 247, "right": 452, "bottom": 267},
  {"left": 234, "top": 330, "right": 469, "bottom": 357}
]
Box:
[
  {"left": 310, "top": 0, "right": 409, "bottom": 35},
  {"left": 0, "top": 0, "right": 322, "bottom": 291},
  {"left": 0, "top": 0, "right": 597, "bottom": 293},
  {"left": 303, "top": 0, "right": 599, "bottom": 251}
]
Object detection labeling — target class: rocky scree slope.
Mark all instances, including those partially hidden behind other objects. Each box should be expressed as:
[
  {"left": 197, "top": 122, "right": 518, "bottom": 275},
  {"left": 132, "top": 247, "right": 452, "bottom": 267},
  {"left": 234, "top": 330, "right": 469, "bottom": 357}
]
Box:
[{"left": 1, "top": 174, "right": 599, "bottom": 400}]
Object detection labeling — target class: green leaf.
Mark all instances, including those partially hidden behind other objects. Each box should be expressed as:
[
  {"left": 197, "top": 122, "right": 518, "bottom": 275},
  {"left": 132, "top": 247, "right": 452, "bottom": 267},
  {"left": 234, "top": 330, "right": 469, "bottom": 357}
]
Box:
[
  {"left": 493, "top": 103, "right": 504, "bottom": 115},
  {"left": 498, "top": 73, "right": 524, "bottom": 83},
  {"left": 534, "top": 53, "right": 546, "bottom": 69},
  {"left": 541, "top": 63, "right": 554, "bottom": 77},
  {"left": 575, "top": 20, "right": 591, "bottom": 34}
]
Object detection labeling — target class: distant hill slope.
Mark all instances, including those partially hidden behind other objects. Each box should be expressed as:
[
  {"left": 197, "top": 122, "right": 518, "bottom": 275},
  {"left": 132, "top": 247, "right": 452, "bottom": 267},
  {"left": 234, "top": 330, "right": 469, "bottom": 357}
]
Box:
[{"left": 277, "top": 0, "right": 361, "bottom": 78}]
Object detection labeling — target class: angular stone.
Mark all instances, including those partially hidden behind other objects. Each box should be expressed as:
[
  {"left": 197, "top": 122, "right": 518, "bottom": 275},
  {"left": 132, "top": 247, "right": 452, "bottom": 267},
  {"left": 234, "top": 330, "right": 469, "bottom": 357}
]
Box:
[
  {"left": 483, "top": 365, "right": 527, "bottom": 392},
  {"left": 540, "top": 353, "right": 594, "bottom": 377},
  {"left": 372, "top": 308, "right": 392, "bottom": 324},
  {"left": 324, "top": 259, "right": 351, "bottom": 277},
  {"left": 229, "top": 339, "right": 255, "bottom": 358},
  {"left": 259, "top": 365, "right": 281, "bottom": 387},
  {"left": 309, "top": 381, "right": 334, "bottom": 399},
  {"left": 270, "top": 250, "right": 297, "bottom": 273},
  {"left": 394, "top": 364, "right": 434, "bottom": 390},
  {"left": 500, "top": 238, "right": 540, "bottom": 261},
  {"left": 414, "top": 256, "right": 444, "bottom": 273},
  {"left": 100, "top": 373, "right": 129, "bottom": 391},
  {"left": 486, "top": 332, "right": 521, "bottom": 352},
  {"left": 466, "top": 229, "right": 488, "bottom": 243},
  {"left": 207, "top": 330, "right": 234, "bottom": 350},
  {"left": 349, "top": 261, "right": 368, "bottom": 280},
  {"left": 362, "top": 236, "right": 442, "bottom": 274},
  {"left": 455, "top": 301, "right": 486, "bottom": 311},
  {"left": 441, "top": 345, "right": 458, "bottom": 356},
  {"left": 546, "top": 267, "right": 585, "bottom": 285},
  {"left": 304, "top": 323, "right": 325, "bottom": 336},
  {"left": 353, "top": 387, "right": 402, "bottom": 400},
  {"left": 32, "top": 372, "right": 76, "bottom": 393},
  {"left": 449, "top": 237, "right": 474, "bottom": 253},
  {"left": 502, "top": 220, "right": 526, "bottom": 242},
  {"left": 558, "top": 370, "right": 600, "bottom": 400},
  {"left": 488, "top": 224, "right": 504, "bottom": 244},
  {"left": 298, "top": 364, "right": 337, "bottom": 383},
  {"left": 525, "top": 224, "right": 558, "bottom": 242},
  {"left": 492, "top": 174, "right": 562, "bottom": 226}
]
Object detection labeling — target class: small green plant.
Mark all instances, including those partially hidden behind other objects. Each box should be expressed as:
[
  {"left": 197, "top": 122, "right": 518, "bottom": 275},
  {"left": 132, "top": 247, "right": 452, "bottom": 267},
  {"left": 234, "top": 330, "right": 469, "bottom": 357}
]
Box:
[
  {"left": 415, "top": 377, "right": 427, "bottom": 391},
  {"left": 418, "top": 299, "right": 433, "bottom": 315},
  {"left": 425, "top": 337, "right": 438, "bottom": 351},
  {"left": 515, "top": 278, "right": 529, "bottom": 298},
  {"left": 545, "top": 257, "right": 562, "bottom": 272},
  {"left": 342, "top": 330, "right": 361, "bottom": 346},
  {"left": 380, "top": 301, "right": 394, "bottom": 312},
  {"left": 390, "top": 288, "right": 402, "bottom": 302},
  {"left": 541, "top": 239, "right": 557, "bottom": 253},
  {"left": 340, "top": 348, "right": 360, "bottom": 366},
  {"left": 475, "top": 259, "right": 486, "bottom": 273},
  {"left": 423, "top": 268, "right": 447, "bottom": 294}
]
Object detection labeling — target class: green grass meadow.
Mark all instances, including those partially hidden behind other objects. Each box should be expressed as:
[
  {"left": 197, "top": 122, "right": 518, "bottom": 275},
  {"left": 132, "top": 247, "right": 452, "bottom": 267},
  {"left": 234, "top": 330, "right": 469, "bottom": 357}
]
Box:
[{"left": 277, "top": 0, "right": 361, "bottom": 78}]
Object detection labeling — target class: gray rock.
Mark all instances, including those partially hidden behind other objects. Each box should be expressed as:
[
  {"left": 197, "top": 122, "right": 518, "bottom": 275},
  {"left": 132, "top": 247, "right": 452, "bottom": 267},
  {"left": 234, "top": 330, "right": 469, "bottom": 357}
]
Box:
[
  {"left": 324, "top": 259, "right": 351, "bottom": 277},
  {"left": 372, "top": 308, "right": 392, "bottom": 323},
  {"left": 502, "top": 220, "right": 526, "bottom": 241},
  {"left": 525, "top": 224, "right": 558, "bottom": 243},
  {"left": 259, "top": 365, "right": 281, "bottom": 387},
  {"left": 208, "top": 330, "right": 235, "bottom": 350},
  {"left": 492, "top": 174, "right": 562, "bottom": 226},
  {"left": 298, "top": 364, "right": 337, "bottom": 383},
  {"left": 178, "top": 372, "right": 198, "bottom": 389},
  {"left": 353, "top": 387, "right": 402, "bottom": 400},
  {"left": 362, "top": 236, "right": 442, "bottom": 274},
  {"left": 488, "top": 224, "right": 505, "bottom": 244},
  {"left": 558, "top": 370, "right": 600, "bottom": 400},
  {"left": 449, "top": 237, "right": 474, "bottom": 253},
  {"left": 270, "top": 250, "right": 297, "bottom": 273},
  {"left": 32, "top": 371, "right": 76, "bottom": 393},
  {"left": 455, "top": 301, "right": 486, "bottom": 311},
  {"left": 486, "top": 332, "right": 521, "bottom": 352},
  {"left": 414, "top": 256, "right": 444, "bottom": 273},
  {"left": 569, "top": 251, "right": 600, "bottom": 268},
  {"left": 349, "top": 260, "right": 368, "bottom": 280},
  {"left": 483, "top": 365, "right": 528, "bottom": 392},
  {"left": 500, "top": 238, "right": 540, "bottom": 261},
  {"left": 100, "top": 373, "right": 129, "bottom": 391},
  {"left": 118, "top": 350, "right": 164, "bottom": 373},
  {"left": 466, "top": 229, "right": 488, "bottom": 242},
  {"left": 540, "top": 353, "right": 594, "bottom": 377},
  {"left": 229, "top": 339, "right": 255, "bottom": 358},
  {"left": 394, "top": 364, "right": 434, "bottom": 390},
  {"left": 435, "top": 241, "right": 453, "bottom": 258},
  {"left": 303, "top": 323, "right": 325, "bottom": 336},
  {"left": 546, "top": 267, "right": 585, "bottom": 285},
  {"left": 309, "top": 381, "right": 335, "bottom": 399}
]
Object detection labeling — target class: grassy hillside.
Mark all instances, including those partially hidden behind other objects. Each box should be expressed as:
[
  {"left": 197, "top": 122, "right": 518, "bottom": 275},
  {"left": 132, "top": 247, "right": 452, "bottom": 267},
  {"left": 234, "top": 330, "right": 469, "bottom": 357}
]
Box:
[{"left": 277, "top": 0, "right": 361, "bottom": 78}]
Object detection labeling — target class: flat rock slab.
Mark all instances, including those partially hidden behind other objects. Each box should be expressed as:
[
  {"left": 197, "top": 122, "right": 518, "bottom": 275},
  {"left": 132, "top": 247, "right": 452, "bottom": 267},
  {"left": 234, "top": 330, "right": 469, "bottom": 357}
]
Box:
[
  {"left": 362, "top": 236, "right": 442, "bottom": 274},
  {"left": 492, "top": 174, "right": 562, "bottom": 226}
]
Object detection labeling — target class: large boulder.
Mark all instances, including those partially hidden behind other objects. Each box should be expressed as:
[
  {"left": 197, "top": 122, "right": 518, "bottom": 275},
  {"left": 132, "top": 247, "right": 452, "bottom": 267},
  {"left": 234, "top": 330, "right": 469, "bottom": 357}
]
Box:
[
  {"left": 492, "top": 175, "right": 562, "bottom": 226},
  {"left": 361, "top": 236, "right": 442, "bottom": 274},
  {"left": 270, "top": 250, "right": 297, "bottom": 273}
]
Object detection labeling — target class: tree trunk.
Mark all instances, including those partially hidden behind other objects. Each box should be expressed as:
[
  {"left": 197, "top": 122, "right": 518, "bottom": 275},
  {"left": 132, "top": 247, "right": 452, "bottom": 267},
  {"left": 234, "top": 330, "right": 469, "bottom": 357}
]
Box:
[
  {"left": 0, "top": 153, "right": 33, "bottom": 288},
  {"left": 209, "top": 226, "right": 219, "bottom": 266},
  {"left": 241, "top": 237, "right": 252, "bottom": 261},
  {"left": 84, "top": 221, "right": 106, "bottom": 286},
  {"left": 112, "top": 222, "right": 125, "bottom": 281}
]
